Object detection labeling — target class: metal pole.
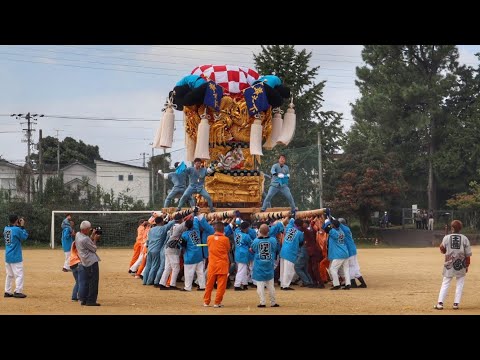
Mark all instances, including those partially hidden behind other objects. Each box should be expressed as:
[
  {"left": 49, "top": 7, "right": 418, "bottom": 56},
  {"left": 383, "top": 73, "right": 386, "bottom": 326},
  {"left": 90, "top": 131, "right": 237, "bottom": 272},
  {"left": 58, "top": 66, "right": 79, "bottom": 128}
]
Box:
[
  {"left": 150, "top": 148, "right": 154, "bottom": 206},
  {"left": 26, "top": 113, "right": 31, "bottom": 203},
  {"left": 39, "top": 129, "right": 43, "bottom": 196},
  {"left": 50, "top": 211, "right": 55, "bottom": 249},
  {"left": 318, "top": 132, "right": 323, "bottom": 208},
  {"left": 163, "top": 148, "right": 166, "bottom": 203},
  {"left": 56, "top": 130, "right": 60, "bottom": 177}
]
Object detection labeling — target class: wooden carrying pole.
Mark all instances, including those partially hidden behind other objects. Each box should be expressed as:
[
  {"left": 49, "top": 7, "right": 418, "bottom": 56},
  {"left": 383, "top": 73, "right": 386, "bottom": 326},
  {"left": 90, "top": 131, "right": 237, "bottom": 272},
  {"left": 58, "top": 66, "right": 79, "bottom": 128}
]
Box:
[{"left": 252, "top": 208, "right": 326, "bottom": 221}]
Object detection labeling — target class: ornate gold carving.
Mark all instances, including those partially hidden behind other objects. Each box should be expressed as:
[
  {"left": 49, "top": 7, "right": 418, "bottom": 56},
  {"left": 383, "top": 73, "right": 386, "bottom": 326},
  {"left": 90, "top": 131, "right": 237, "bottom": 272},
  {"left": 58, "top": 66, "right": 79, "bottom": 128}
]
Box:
[
  {"left": 183, "top": 96, "right": 272, "bottom": 144},
  {"left": 202, "top": 172, "right": 265, "bottom": 203}
]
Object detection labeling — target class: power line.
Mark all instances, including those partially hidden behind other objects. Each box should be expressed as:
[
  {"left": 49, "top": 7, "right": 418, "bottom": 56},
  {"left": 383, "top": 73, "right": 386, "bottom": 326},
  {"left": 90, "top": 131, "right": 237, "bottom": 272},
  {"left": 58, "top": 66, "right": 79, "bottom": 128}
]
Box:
[
  {"left": 0, "top": 57, "right": 181, "bottom": 77},
  {"left": 3, "top": 46, "right": 196, "bottom": 69},
  {"left": 65, "top": 45, "right": 257, "bottom": 67},
  {"left": 0, "top": 49, "right": 191, "bottom": 73}
]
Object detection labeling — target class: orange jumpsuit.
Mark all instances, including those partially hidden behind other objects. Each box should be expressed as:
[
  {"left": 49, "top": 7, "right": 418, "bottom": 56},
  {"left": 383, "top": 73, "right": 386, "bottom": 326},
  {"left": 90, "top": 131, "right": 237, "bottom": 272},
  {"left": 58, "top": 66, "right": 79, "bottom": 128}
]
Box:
[
  {"left": 136, "top": 225, "right": 150, "bottom": 277},
  {"left": 129, "top": 224, "right": 146, "bottom": 268},
  {"left": 204, "top": 231, "right": 231, "bottom": 306}
]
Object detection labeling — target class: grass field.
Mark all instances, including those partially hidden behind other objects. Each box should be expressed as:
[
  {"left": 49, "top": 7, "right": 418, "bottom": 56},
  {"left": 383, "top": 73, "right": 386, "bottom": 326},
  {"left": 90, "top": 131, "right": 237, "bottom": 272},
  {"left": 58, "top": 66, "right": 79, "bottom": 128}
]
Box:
[{"left": 0, "top": 246, "right": 478, "bottom": 314}]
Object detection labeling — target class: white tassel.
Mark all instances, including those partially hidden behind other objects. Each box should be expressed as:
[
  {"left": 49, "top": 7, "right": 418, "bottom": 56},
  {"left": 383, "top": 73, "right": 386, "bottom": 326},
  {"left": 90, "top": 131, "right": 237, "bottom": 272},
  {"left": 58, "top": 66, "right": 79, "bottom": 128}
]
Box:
[
  {"left": 153, "top": 121, "right": 163, "bottom": 148},
  {"left": 194, "top": 116, "right": 210, "bottom": 159},
  {"left": 250, "top": 117, "right": 263, "bottom": 156},
  {"left": 185, "top": 134, "right": 196, "bottom": 162},
  {"left": 158, "top": 107, "right": 175, "bottom": 148},
  {"left": 263, "top": 108, "right": 283, "bottom": 150},
  {"left": 277, "top": 99, "right": 296, "bottom": 146}
]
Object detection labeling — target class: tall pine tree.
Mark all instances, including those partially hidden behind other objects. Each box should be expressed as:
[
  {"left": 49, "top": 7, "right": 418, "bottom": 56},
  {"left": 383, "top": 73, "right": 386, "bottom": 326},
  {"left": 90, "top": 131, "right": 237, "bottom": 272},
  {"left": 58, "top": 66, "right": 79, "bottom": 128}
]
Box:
[
  {"left": 253, "top": 45, "right": 344, "bottom": 209},
  {"left": 352, "top": 45, "right": 460, "bottom": 210}
]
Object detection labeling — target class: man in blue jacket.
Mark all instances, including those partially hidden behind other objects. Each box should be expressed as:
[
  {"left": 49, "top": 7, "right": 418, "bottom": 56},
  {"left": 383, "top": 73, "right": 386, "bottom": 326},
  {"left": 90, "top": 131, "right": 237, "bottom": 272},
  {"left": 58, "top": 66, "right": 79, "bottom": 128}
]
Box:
[
  {"left": 233, "top": 221, "right": 253, "bottom": 291},
  {"left": 338, "top": 218, "right": 367, "bottom": 288},
  {"left": 325, "top": 219, "right": 351, "bottom": 290},
  {"left": 174, "top": 158, "right": 215, "bottom": 212},
  {"left": 251, "top": 224, "right": 280, "bottom": 307},
  {"left": 3, "top": 214, "right": 29, "bottom": 298},
  {"left": 261, "top": 154, "right": 297, "bottom": 212},
  {"left": 159, "top": 162, "right": 195, "bottom": 208},
  {"left": 180, "top": 216, "right": 205, "bottom": 291},
  {"left": 143, "top": 216, "right": 176, "bottom": 285},
  {"left": 280, "top": 218, "right": 304, "bottom": 290}
]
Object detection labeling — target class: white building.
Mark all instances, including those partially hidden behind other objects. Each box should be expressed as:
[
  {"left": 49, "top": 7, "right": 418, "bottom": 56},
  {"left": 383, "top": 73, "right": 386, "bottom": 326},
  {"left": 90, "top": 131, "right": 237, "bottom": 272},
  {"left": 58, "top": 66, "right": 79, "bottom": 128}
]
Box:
[
  {"left": 61, "top": 161, "right": 97, "bottom": 198},
  {"left": 95, "top": 159, "right": 150, "bottom": 204},
  {"left": 0, "top": 160, "right": 21, "bottom": 199}
]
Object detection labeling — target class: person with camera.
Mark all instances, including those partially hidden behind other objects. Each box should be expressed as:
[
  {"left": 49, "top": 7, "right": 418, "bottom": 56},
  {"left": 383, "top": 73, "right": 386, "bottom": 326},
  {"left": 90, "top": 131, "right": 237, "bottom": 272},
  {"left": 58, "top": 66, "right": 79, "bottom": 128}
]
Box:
[
  {"left": 75, "top": 221, "right": 102, "bottom": 306},
  {"left": 3, "top": 214, "right": 28, "bottom": 298}
]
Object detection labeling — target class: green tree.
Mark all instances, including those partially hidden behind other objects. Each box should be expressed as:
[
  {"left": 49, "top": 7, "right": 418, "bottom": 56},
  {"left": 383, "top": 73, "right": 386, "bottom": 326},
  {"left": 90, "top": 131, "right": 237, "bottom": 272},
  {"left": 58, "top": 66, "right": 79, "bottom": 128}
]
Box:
[
  {"left": 446, "top": 178, "right": 480, "bottom": 230},
  {"left": 435, "top": 57, "right": 480, "bottom": 198},
  {"left": 30, "top": 136, "right": 102, "bottom": 170},
  {"left": 326, "top": 122, "right": 407, "bottom": 235},
  {"left": 352, "top": 45, "right": 460, "bottom": 210},
  {"left": 253, "top": 45, "right": 344, "bottom": 209}
]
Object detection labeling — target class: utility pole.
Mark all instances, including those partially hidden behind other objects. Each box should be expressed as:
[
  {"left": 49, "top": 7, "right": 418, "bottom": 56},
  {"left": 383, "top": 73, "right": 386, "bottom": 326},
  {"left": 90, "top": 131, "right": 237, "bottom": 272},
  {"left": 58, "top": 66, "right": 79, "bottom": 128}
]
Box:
[
  {"left": 55, "top": 129, "right": 62, "bottom": 177},
  {"left": 140, "top": 152, "right": 146, "bottom": 168},
  {"left": 163, "top": 148, "right": 166, "bottom": 204},
  {"left": 11, "top": 113, "right": 43, "bottom": 202},
  {"left": 318, "top": 132, "right": 323, "bottom": 209},
  {"left": 38, "top": 129, "right": 43, "bottom": 196},
  {"left": 149, "top": 147, "right": 154, "bottom": 206}
]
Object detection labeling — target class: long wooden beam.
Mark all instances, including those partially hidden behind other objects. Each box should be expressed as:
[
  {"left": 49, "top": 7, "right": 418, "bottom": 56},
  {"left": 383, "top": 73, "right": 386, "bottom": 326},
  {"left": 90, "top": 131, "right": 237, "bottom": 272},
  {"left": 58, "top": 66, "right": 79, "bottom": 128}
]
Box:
[{"left": 252, "top": 208, "right": 326, "bottom": 221}]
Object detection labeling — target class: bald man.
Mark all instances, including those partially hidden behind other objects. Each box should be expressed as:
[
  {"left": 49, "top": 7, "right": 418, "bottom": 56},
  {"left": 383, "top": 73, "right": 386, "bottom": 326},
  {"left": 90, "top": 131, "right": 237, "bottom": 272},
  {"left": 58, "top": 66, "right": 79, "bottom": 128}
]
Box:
[{"left": 250, "top": 224, "right": 280, "bottom": 308}]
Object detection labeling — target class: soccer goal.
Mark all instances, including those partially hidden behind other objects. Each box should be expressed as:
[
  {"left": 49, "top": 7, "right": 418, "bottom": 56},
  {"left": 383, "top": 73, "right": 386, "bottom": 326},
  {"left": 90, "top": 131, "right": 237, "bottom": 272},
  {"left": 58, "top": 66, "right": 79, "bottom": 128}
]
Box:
[{"left": 51, "top": 210, "right": 155, "bottom": 249}]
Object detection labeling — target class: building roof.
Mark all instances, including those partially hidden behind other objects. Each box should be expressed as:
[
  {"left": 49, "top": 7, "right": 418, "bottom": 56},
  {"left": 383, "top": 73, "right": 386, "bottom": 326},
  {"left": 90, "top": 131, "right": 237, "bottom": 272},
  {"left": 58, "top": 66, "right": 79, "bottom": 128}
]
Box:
[
  {"left": 64, "top": 177, "right": 96, "bottom": 190},
  {"left": 61, "top": 161, "right": 96, "bottom": 173},
  {"left": 95, "top": 159, "right": 148, "bottom": 171},
  {"left": 0, "top": 159, "right": 22, "bottom": 169}
]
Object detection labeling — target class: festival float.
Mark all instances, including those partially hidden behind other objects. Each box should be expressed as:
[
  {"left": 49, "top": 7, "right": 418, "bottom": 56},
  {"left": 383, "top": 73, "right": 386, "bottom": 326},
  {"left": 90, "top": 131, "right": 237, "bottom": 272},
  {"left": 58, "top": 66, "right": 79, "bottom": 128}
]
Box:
[{"left": 153, "top": 64, "right": 324, "bottom": 221}]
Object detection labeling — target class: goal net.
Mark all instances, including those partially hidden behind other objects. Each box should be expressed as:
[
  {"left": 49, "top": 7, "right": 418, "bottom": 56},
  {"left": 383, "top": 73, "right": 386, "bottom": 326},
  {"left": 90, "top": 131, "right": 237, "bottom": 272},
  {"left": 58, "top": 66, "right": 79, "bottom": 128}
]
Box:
[{"left": 50, "top": 210, "right": 154, "bottom": 249}]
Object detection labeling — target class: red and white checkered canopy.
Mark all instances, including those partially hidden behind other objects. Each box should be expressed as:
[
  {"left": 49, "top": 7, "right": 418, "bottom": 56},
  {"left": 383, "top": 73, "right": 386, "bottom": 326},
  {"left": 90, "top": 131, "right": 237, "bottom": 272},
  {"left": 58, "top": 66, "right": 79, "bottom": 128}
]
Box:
[{"left": 191, "top": 65, "right": 260, "bottom": 94}]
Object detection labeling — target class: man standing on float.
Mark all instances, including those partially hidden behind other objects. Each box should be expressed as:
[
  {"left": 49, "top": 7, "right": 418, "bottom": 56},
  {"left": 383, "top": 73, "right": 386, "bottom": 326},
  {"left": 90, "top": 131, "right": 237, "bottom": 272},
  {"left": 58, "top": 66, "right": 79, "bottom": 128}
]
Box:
[
  {"left": 261, "top": 154, "right": 297, "bottom": 213},
  {"left": 175, "top": 158, "right": 215, "bottom": 212}
]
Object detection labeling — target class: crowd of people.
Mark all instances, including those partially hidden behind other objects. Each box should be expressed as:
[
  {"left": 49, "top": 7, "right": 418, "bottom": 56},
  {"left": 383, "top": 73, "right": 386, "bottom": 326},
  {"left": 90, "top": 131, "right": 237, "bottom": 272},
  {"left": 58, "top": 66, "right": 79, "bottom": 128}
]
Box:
[
  {"left": 414, "top": 209, "right": 435, "bottom": 230},
  {"left": 4, "top": 155, "right": 474, "bottom": 311},
  {"left": 124, "top": 207, "right": 368, "bottom": 308},
  {"left": 2, "top": 209, "right": 474, "bottom": 311}
]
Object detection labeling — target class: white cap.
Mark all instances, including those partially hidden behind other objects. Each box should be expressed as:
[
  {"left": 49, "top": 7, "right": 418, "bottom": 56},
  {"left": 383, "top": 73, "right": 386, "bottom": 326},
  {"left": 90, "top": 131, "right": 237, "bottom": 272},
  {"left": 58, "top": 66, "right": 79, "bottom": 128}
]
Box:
[{"left": 80, "top": 220, "right": 92, "bottom": 230}]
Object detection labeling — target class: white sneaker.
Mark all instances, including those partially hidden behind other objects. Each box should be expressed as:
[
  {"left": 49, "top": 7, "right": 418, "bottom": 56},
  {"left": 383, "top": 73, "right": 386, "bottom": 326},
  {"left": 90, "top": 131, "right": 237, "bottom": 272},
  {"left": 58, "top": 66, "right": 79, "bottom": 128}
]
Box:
[
  {"left": 433, "top": 303, "right": 444, "bottom": 310},
  {"left": 213, "top": 304, "right": 224, "bottom": 308},
  {"left": 453, "top": 303, "right": 459, "bottom": 310},
  {"left": 203, "top": 303, "right": 210, "bottom": 307}
]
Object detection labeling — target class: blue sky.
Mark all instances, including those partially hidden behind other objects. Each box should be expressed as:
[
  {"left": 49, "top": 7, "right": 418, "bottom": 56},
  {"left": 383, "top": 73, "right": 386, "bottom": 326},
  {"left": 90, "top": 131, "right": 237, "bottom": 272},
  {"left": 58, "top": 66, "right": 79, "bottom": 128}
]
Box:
[{"left": 1, "top": 45, "right": 478, "bottom": 168}]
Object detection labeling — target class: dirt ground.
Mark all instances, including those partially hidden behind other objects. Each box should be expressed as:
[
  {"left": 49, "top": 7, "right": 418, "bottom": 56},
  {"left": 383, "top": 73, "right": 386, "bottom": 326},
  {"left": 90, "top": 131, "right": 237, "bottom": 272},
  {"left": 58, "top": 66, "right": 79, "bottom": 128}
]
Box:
[{"left": 0, "top": 246, "right": 479, "bottom": 315}]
